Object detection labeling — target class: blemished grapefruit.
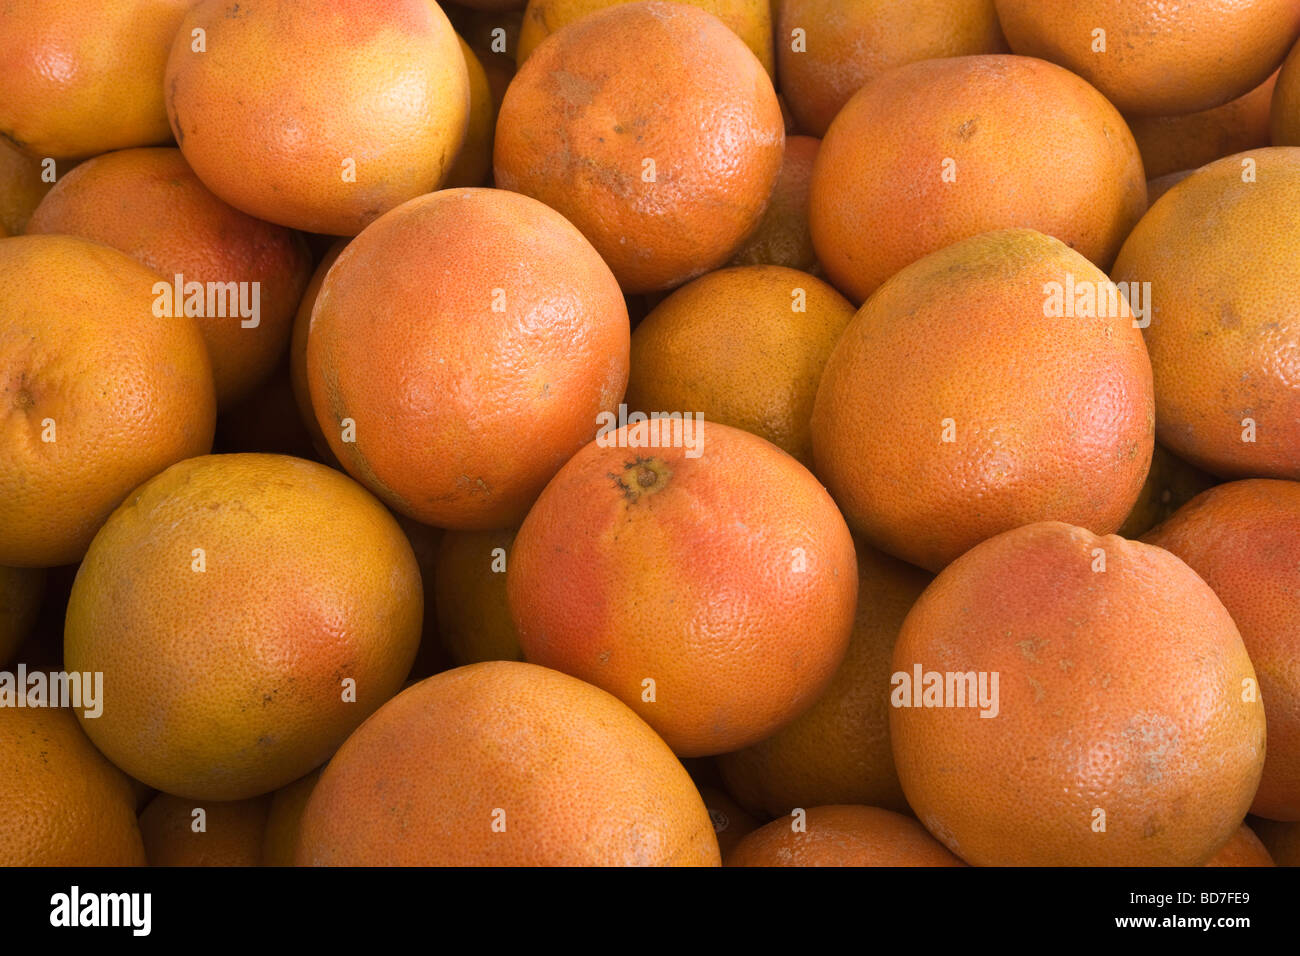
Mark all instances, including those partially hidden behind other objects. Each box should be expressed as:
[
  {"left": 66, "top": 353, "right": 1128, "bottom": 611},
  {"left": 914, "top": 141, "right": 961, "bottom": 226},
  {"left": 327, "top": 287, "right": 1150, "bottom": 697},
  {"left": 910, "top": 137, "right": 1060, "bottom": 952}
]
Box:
[
  {"left": 434, "top": 529, "right": 523, "bottom": 666},
  {"left": 25, "top": 147, "right": 312, "bottom": 407},
  {"left": 295, "top": 662, "right": 721, "bottom": 866},
  {"left": 994, "top": 0, "right": 1300, "bottom": 117},
  {"left": 494, "top": 1, "right": 784, "bottom": 293},
  {"left": 810, "top": 55, "right": 1146, "bottom": 304},
  {"left": 0, "top": 234, "right": 216, "bottom": 568},
  {"left": 625, "top": 265, "right": 854, "bottom": 467},
  {"left": 1144, "top": 479, "right": 1300, "bottom": 821},
  {"left": 0, "top": 0, "right": 191, "bottom": 160},
  {"left": 1111, "top": 148, "right": 1300, "bottom": 480},
  {"left": 728, "top": 135, "right": 820, "bottom": 272},
  {"left": 139, "top": 793, "right": 271, "bottom": 867},
  {"left": 516, "top": 0, "right": 774, "bottom": 77},
  {"left": 1204, "top": 824, "right": 1275, "bottom": 866},
  {"left": 0, "top": 565, "right": 45, "bottom": 666},
  {"left": 306, "top": 187, "right": 629, "bottom": 530},
  {"left": 64, "top": 453, "right": 423, "bottom": 801},
  {"left": 165, "top": 0, "right": 470, "bottom": 235},
  {"left": 718, "top": 543, "right": 929, "bottom": 818},
  {"left": 507, "top": 419, "right": 857, "bottom": 757},
  {"left": 0, "top": 705, "right": 146, "bottom": 866},
  {"left": 727, "top": 806, "right": 966, "bottom": 867},
  {"left": 811, "top": 229, "right": 1154, "bottom": 572},
  {"left": 891, "top": 521, "right": 1266, "bottom": 866},
  {"left": 776, "top": 0, "right": 1006, "bottom": 137}
]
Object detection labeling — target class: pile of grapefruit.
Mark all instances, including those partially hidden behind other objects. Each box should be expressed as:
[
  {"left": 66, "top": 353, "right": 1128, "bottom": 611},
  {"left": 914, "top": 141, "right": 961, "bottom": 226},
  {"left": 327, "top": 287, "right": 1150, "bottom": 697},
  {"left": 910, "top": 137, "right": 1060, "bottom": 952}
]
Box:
[{"left": 2, "top": 0, "right": 1300, "bottom": 868}]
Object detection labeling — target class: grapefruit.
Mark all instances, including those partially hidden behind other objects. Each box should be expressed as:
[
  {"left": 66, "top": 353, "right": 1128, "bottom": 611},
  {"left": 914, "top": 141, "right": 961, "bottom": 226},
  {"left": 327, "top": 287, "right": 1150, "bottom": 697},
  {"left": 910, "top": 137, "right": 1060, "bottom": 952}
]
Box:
[
  {"left": 810, "top": 55, "right": 1146, "bottom": 303},
  {"left": 296, "top": 662, "right": 720, "bottom": 865},
  {"left": 26, "top": 147, "right": 312, "bottom": 407},
  {"left": 508, "top": 419, "right": 857, "bottom": 756},
  {"left": 994, "top": 0, "right": 1300, "bottom": 116},
  {"left": 1144, "top": 479, "right": 1300, "bottom": 821},
  {"left": 811, "top": 229, "right": 1154, "bottom": 572},
  {"left": 718, "top": 544, "right": 929, "bottom": 817},
  {"left": 625, "top": 265, "right": 854, "bottom": 466},
  {"left": 64, "top": 453, "right": 423, "bottom": 800},
  {"left": 777, "top": 0, "right": 1006, "bottom": 136},
  {"left": 494, "top": 1, "right": 784, "bottom": 293},
  {"left": 306, "top": 188, "right": 628, "bottom": 530},
  {"left": 0, "top": 234, "right": 215, "bottom": 567},
  {"left": 1111, "top": 147, "right": 1300, "bottom": 480},
  {"left": 165, "top": 0, "right": 470, "bottom": 235},
  {"left": 0, "top": 705, "right": 146, "bottom": 866},
  {"left": 727, "top": 806, "right": 966, "bottom": 867},
  {"left": 891, "top": 521, "right": 1266, "bottom": 866}
]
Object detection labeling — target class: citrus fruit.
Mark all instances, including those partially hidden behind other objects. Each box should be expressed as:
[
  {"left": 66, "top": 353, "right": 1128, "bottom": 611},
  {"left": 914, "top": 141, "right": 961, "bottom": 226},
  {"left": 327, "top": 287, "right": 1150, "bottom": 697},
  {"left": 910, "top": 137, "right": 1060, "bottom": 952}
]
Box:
[
  {"left": 261, "top": 769, "right": 321, "bottom": 867},
  {"left": 728, "top": 135, "right": 820, "bottom": 271},
  {"left": 1143, "top": 479, "right": 1300, "bottom": 821},
  {"left": 139, "top": 793, "right": 271, "bottom": 866},
  {"left": 810, "top": 55, "right": 1146, "bottom": 303},
  {"left": 0, "top": 705, "right": 146, "bottom": 866},
  {"left": 517, "top": 0, "right": 774, "bottom": 77},
  {"left": 1252, "top": 818, "right": 1300, "bottom": 865},
  {"left": 64, "top": 453, "right": 423, "bottom": 800},
  {"left": 165, "top": 0, "right": 470, "bottom": 235},
  {"left": 1275, "top": 37, "right": 1300, "bottom": 145},
  {"left": 697, "top": 784, "right": 763, "bottom": 859},
  {"left": 26, "top": 147, "right": 312, "bottom": 407},
  {"left": 891, "top": 521, "right": 1266, "bottom": 866},
  {"left": 1111, "top": 147, "right": 1300, "bottom": 480},
  {"left": 394, "top": 515, "right": 453, "bottom": 683},
  {"left": 1204, "top": 824, "right": 1275, "bottom": 866},
  {"left": 288, "top": 239, "right": 346, "bottom": 462},
  {"left": 1128, "top": 71, "right": 1278, "bottom": 180},
  {"left": 776, "top": 0, "right": 1006, "bottom": 137},
  {"left": 718, "top": 543, "right": 929, "bottom": 817},
  {"left": 434, "top": 528, "right": 523, "bottom": 666},
  {"left": 494, "top": 1, "right": 784, "bottom": 293},
  {"left": 811, "top": 229, "right": 1154, "bottom": 572},
  {"left": 306, "top": 187, "right": 629, "bottom": 530},
  {"left": 0, "top": 234, "right": 215, "bottom": 568},
  {"left": 444, "top": 37, "right": 496, "bottom": 189},
  {"left": 727, "top": 806, "right": 966, "bottom": 867},
  {"left": 1146, "top": 170, "right": 1196, "bottom": 204},
  {"left": 994, "top": 0, "right": 1300, "bottom": 116},
  {"left": 0, "top": 0, "right": 190, "bottom": 159},
  {"left": 0, "top": 137, "right": 52, "bottom": 236},
  {"left": 625, "top": 265, "right": 854, "bottom": 466},
  {"left": 296, "top": 661, "right": 721, "bottom": 865},
  {"left": 507, "top": 419, "right": 857, "bottom": 756}
]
